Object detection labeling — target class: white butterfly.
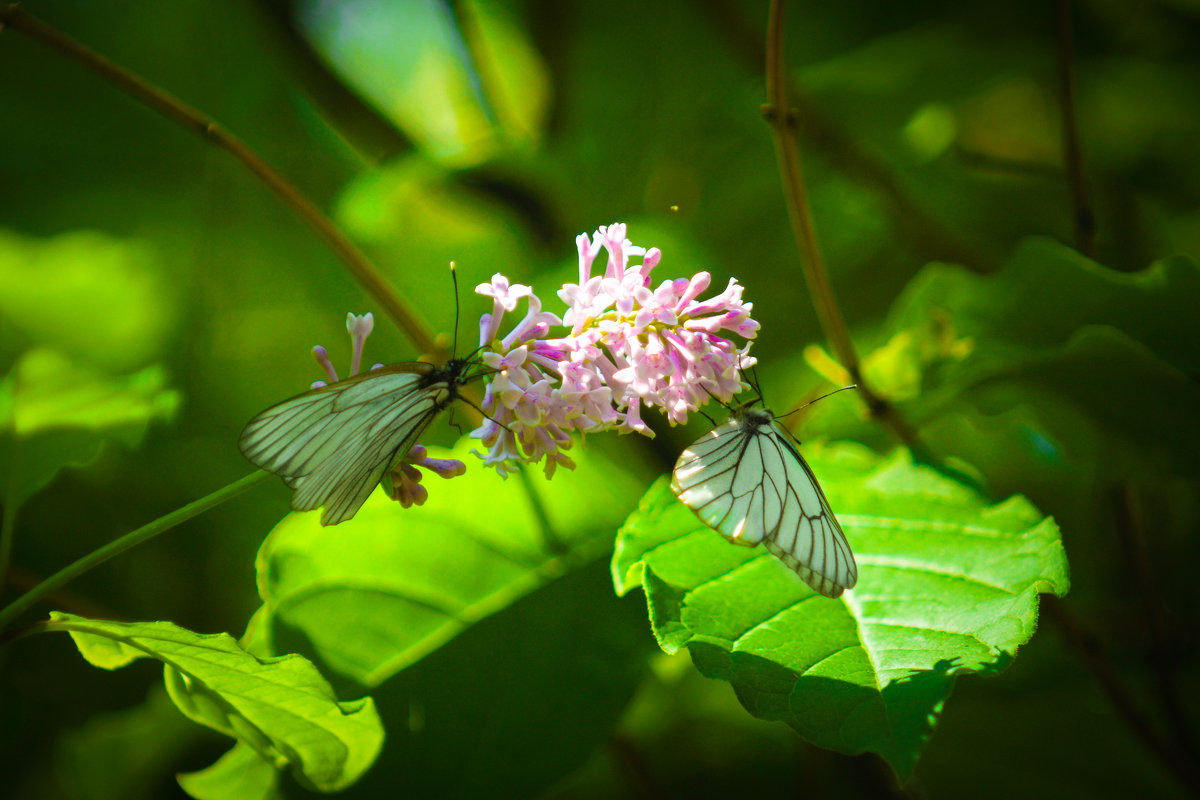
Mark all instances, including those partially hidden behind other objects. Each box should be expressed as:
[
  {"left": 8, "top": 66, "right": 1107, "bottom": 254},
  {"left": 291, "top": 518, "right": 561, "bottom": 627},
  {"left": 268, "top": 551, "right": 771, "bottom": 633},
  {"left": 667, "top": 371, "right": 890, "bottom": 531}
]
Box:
[
  {"left": 670, "top": 401, "right": 857, "bottom": 598},
  {"left": 239, "top": 358, "right": 481, "bottom": 525}
]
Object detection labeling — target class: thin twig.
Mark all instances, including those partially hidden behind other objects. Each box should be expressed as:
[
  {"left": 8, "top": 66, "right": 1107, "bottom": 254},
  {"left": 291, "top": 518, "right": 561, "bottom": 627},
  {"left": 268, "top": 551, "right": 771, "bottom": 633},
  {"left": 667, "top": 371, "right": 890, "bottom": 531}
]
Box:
[
  {"left": 761, "top": 1, "right": 932, "bottom": 463},
  {"left": 1044, "top": 596, "right": 1200, "bottom": 795},
  {"left": 4, "top": 565, "right": 123, "bottom": 622},
  {"left": 0, "top": 4, "right": 435, "bottom": 354},
  {"left": 0, "top": 471, "right": 272, "bottom": 634},
  {"left": 515, "top": 465, "right": 566, "bottom": 556},
  {"left": 1055, "top": 0, "right": 1096, "bottom": 259},
  {"left": 763, "top": 1, "right": 851, "bottom": 372},
  {"left": 700, "top": 0, "right": 991, "bottom": 273}
]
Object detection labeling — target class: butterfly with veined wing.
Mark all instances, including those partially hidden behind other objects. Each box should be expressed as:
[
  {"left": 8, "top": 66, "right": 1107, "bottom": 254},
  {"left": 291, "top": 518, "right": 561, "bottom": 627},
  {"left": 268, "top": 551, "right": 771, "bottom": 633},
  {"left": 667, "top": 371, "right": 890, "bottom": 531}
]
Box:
[
  {"left": 670, "top": 387, "right": 857, "bottom": 598},
  {"left": 239, "top": 356, "right": 484, "bottom": 526}
]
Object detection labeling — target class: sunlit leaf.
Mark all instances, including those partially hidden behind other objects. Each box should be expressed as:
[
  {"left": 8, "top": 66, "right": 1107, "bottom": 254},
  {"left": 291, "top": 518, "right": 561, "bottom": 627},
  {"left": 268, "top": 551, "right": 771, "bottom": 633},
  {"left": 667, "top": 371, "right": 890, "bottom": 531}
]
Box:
[
  {"left": 613, "top": 442, "right": 1068, "bottom": 777},
  {"left": 48, "top": 613, "right": 384, "bottom": 794},
  {"left": 253, "top": 436, "right": 649, "bottom": 685},
  {"left": 176, "top": 743, "right": 280, "bottom": 800}
]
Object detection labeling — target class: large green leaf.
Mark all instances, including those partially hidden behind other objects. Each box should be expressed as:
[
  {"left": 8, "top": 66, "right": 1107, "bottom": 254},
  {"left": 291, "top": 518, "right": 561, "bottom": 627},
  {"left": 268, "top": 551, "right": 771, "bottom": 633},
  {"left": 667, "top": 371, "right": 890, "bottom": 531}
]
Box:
[
  {"left": 0, "top": 348, "right": 180, "bottom": 505},
  {"left": 252, "top": 436, "right": 649, "bottom": 685},
  {"left": 47, "top": 613, "right": 383, "bottom": 796},
  {"left": 613, "top": 442, "right": 1068, "bottom": 777}
]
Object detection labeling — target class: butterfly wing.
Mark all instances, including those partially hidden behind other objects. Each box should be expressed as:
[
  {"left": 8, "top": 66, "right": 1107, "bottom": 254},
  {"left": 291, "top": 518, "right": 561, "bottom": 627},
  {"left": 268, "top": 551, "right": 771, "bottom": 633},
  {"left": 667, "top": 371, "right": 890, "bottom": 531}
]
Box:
[
  {"left": 671, "top": 408, "right": 857, "bottom": 598},
  {"left": 671, "top": 416, "right": 769, "bottom": 545},
  {"left": 239, "top": 363, "right": 451, "bottom": 525}
]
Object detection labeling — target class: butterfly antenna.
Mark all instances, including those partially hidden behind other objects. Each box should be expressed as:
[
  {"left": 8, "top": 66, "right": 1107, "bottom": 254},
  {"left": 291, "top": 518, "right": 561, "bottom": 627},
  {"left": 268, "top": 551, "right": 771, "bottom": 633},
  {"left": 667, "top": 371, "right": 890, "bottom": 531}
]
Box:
[
  {"left": 748, "top": 363, "right": 766, "bottom": 408},
  {"left": 775, "top": 384, "right": 858, "bottom": 421},
  {"left": 699, "top": 383, "right": 733, "bottom": 412},
  {"left": 459, "top": 392, "right": 514, "bottom": 434},
  {"left": 450, "top": 262, "right": 461, "bottom": 359}
]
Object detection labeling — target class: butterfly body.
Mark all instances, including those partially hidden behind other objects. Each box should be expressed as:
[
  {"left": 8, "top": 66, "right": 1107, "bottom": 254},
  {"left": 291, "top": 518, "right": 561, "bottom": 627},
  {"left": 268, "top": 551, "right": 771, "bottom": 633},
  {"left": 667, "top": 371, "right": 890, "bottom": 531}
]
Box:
[
  {"left": 239, "top": 358, "right": 478, "bottom": 525},
  {"left": 671, "top": 403, "right": 857, "bottom": 598}
]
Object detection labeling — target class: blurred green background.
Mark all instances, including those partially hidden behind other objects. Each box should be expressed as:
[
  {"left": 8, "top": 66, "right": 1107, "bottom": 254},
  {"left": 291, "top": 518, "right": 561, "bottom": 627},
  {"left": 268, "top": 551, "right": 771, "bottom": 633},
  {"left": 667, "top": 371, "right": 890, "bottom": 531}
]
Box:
[{"left": 1, "top": 0, "right": 1198, "bottom": 797}]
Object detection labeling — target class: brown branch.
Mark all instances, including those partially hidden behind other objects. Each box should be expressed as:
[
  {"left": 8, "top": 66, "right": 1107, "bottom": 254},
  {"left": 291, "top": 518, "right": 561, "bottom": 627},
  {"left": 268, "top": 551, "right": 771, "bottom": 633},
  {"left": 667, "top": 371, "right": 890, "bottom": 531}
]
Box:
[
  {"left": 1055, "top": 0, "right": 1097, "bottom": 259},
  {"left": 761, "top": 1, "right": 930, "bottom": 461},
  {"left": 0, "top": 4, "right": 435, "bottom": 354},
  {"left": 702, "top": 0, "right": 991, "bottom": 273},
  {"left": 4, "top": 565, "right": 122, "bottom": 621}
]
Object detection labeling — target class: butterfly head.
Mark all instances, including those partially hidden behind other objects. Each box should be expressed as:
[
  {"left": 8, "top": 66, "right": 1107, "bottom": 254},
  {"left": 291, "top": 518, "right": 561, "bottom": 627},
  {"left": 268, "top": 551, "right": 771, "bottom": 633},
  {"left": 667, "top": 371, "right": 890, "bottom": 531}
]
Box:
[{"left": 733, "top": 404, "right": 775, "bottom": 431}]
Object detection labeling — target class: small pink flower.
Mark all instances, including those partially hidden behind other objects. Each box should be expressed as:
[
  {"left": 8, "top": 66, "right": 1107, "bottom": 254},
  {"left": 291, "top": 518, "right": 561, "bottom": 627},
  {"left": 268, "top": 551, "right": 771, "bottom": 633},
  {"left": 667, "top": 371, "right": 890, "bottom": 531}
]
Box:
[
  {"left": 471, "top": 275, "right": 606, "bottom": 477},
  {"left": 382, "top": 445, "right": 467, "bottom": 508}
]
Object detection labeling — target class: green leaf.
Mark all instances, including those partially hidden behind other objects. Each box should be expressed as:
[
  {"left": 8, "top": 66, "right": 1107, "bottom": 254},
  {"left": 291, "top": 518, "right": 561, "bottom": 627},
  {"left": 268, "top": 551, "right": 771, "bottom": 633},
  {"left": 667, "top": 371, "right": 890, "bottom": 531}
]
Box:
[
  {"left": 965, "top": 325, "right": 1200, "bottom": 475},
  {"left": 613, "top": 442, "right": 1068, "bottom": 777},
  {"left": 871, "top": 238, "right": 1200, "bottom": 478},
  {"left": 253, "top": 436, "right": 648, "bottom": 686},
  {"left": 48, "top": 612, "right": 383, "bottom": 794},
  {"left": 889, "top": 239, "right": 1200, "bottom": 375},
  {"left": 0, "top": 348, "right": 180, "bottom": 504},
  {"left": 0, "top": 229, "right": 175, "bottom": 372},
  {"left": 176, "top": 743, "right": 280, "bottom": 800}
]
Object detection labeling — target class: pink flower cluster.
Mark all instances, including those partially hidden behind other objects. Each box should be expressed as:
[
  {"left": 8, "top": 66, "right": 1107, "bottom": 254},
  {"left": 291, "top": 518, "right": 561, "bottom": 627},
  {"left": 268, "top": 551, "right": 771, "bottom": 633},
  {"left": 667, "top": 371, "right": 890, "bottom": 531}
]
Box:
[{"left": 472, "top": 223, "right": 758, "bottom": 477}]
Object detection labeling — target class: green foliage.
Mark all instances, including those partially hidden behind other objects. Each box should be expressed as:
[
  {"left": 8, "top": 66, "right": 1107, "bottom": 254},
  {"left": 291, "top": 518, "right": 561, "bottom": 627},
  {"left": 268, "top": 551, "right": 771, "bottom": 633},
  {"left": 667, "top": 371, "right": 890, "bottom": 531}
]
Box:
[
  {"left": 2, "top": 1, "right": 1198, "bottom": 798},
  {"left": 859, "top": 240, "right": 1200, "bottom": 480},
  {"left": 614, "top": 444, "right": 1067, "bottom": 776},
  {"left": 175, "top": 744, "right": 281, "bottom": 800},
  {"left": 0, "top": 229, "right": 175, "bottom": 372},
  {"left": 350, "top": 560, "right": 653, "bottom": 800},
  {"left": 0, "top": 348, "right": 180, "bottom": 505},
  {"left": 251, "top": 436, "right": 648, "bottom": 684},
  {"left": 246, "top": 438, "right": 653, "bottom": 798},
  {"left": 50, "top": 688, "right": 204, "bottom": 800},
  {"left": 48, "top": 612, "right": 383, "bottom": 796}
]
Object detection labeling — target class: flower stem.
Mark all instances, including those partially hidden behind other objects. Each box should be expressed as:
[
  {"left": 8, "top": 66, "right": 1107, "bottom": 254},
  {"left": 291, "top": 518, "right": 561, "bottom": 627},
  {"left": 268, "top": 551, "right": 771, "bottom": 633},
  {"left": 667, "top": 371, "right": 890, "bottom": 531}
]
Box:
[
  {"left": 0, "top": 5, "right": 435, "bottom": 354},
  {"left": 516, "top": 465, "right": 566, "bottom": 556},
  {"left": 0, "top": 471, "right": 273, "bottom": 635}
]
